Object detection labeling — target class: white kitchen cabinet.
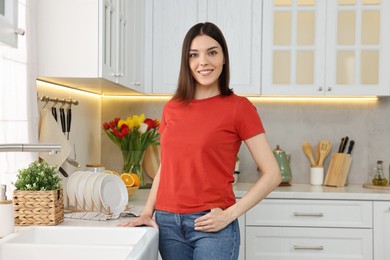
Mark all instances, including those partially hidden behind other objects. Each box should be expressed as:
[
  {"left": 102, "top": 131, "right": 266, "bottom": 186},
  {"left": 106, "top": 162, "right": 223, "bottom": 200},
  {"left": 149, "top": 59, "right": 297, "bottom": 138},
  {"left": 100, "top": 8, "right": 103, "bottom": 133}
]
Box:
[
  {"left": 205, "top": 0, "right": 262, "bottom": 95},
  {"left": 143, "top": 0, "right": 205, "bottom": 94},
  {"left": 36, "top": 0, "right": 144, "bottom": 93},
  {"left": 262, "top": 0, "right": 390, "bottom": 96},
  {"left": 145, "top": 0, "right": 262, "bottom": 95},
  {"left": 246, "top": 227, "right": 372, "bottom": 260},
  {"left": 373, "top": 201, "right": 390, "bottom": 260},
  {"left": 245, "top": 199, "right": 373, "bottom": 259},
  {"left": 0, "top": 0, "right": 18, "bottom": 47}
]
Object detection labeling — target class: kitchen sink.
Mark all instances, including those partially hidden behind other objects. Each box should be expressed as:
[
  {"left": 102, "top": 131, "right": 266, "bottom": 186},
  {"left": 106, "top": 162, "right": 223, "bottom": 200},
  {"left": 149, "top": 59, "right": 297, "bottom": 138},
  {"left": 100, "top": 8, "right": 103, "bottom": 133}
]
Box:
[{"left": 0, "top": 226, "right": 158, "bottom": 260}]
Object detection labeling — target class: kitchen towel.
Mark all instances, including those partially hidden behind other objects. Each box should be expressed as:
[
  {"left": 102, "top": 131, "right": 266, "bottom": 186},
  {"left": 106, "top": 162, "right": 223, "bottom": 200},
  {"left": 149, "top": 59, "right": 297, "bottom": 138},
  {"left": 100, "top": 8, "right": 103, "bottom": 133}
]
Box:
[{"left": 39, "top": 108, "right": 72, "bottom": 167}]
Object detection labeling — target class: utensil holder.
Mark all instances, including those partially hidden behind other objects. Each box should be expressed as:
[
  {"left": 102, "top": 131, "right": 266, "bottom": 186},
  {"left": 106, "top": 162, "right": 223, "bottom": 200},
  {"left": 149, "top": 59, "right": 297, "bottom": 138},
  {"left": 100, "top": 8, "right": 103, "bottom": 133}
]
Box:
[
  {"left": 310, "top": 167, "right": 324, "bottom": 185},
  {"left": 324, "top": 153, "right": 352, "bottom": 187}
]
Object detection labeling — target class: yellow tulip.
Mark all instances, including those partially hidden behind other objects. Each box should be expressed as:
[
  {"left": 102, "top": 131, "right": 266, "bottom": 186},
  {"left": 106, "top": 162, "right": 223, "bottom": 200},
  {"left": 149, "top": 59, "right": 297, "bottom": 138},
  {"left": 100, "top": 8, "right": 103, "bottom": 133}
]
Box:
[
  {"left": 132, "top": 114, "right": 145, "bottom": 128},
  {"left": 118, "top": 119, "right": 127, "bottom": 129}
]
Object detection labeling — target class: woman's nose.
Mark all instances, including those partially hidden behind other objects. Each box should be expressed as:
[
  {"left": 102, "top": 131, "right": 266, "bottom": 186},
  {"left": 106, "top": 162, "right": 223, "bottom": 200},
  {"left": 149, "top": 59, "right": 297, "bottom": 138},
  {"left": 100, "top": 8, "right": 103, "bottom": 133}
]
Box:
[{"left": 199, "top": 54, "right": 208, "bottom": 66}]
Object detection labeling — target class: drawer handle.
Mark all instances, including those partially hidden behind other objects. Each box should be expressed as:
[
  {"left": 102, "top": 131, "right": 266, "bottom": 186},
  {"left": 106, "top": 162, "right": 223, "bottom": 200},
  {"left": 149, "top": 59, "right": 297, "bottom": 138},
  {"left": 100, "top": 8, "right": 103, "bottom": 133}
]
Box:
[
  {"left": 294, "top": 245, "right": 324, "bottom": 251},
  {"left": 293, "top": 212, "right": 324, "bottom": 217}
]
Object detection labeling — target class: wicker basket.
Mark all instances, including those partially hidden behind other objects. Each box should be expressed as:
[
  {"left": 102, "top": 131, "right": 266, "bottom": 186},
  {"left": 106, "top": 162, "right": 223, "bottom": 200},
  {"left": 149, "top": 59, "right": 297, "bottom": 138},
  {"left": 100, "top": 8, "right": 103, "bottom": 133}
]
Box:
[
  {"left": 13, "top": 189, "right": 64, "bottom": 226},
  {"left": 127, "top": 186, "right": 139, "bottom": 200}
]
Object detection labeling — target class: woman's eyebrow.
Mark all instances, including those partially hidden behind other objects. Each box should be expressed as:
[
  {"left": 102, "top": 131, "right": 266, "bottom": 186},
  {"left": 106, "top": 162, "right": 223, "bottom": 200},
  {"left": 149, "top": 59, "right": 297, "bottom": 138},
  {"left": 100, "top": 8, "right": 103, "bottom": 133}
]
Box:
[{"left": 189, "top": 46, "right": 219, "bottom": 52}]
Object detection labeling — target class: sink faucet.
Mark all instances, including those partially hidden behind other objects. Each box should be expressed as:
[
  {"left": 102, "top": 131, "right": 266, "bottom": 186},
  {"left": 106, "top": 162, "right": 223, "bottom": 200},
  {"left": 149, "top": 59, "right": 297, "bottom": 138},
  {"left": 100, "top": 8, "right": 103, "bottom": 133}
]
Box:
[{"left": 0, "top": 144, "right": 61, "bottom": 153}]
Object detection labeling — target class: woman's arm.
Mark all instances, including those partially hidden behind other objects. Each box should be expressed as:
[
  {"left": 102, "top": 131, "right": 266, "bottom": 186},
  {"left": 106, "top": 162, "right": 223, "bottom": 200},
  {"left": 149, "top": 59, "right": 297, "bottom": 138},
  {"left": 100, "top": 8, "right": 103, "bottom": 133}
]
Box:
[
  {"left": 194, "top": 133, "right": 281, "bottom": 232},
  {"left": 118, "top": 165, "right": 161, "bottom": 228}
]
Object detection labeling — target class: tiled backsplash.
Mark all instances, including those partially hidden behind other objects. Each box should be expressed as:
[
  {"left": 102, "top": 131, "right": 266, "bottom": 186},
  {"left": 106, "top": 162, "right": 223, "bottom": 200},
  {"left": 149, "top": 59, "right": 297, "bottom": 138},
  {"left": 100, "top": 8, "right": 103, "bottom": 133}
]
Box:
[{"left": 101, "top": 96, "right": 390, "bottom": 185}]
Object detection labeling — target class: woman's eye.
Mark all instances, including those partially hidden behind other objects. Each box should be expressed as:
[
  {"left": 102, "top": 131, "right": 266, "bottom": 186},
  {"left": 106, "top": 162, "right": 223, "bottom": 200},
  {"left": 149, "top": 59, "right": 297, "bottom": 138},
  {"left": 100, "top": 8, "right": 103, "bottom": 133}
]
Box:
[
  {"left": 209, "top": 50, "right": 218, "bottom": 56},
  {"left": 189, "top": 53, "right": 198, "bottom": 58}
]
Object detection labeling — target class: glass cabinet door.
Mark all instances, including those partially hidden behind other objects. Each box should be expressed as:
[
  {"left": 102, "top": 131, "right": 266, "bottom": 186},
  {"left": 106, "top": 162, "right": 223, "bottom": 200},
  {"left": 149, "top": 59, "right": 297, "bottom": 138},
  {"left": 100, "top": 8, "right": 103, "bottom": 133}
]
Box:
[
  {"left": 326, "top": 0, "right": 390, "bottom": 96},
  {"left": 262, "top": 0, "right": 390, "bottom": 96},
  {"left": 262, "top": 0, "right": 326, "bottom": 95}
]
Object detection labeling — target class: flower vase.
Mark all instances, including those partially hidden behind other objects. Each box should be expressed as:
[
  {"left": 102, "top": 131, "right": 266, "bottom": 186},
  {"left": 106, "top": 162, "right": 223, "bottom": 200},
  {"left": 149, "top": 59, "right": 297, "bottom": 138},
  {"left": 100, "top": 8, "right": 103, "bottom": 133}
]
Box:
[{"left": 122, "top": 150, "right": 150, "bottom": 188}]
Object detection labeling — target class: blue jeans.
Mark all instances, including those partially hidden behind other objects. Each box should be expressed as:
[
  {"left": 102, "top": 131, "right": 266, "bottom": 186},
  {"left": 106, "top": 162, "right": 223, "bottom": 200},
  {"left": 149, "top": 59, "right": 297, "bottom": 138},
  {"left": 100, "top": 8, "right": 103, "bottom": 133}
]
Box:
[{"left": 155, "top": 210, "right": 240, "bottom": 260}]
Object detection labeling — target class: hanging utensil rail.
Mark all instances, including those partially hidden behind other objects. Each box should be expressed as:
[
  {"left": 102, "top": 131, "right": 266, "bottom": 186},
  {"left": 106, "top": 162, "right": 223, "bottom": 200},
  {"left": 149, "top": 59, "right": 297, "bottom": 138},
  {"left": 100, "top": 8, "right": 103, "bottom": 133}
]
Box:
[{"left": 39, "top": 95, "right": 79, "bottom": 106}]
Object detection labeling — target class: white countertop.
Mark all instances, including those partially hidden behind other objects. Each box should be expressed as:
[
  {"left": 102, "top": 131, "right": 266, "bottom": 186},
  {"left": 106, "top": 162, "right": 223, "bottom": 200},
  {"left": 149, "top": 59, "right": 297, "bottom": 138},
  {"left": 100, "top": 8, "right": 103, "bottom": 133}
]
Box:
[
  {"left": 10, "top": 184, "right": 390, "bottom": 233},
  {"left": 61, "top": 184, "right": 390, "bottom": 228},
  {"left": 234, "top": 183, "right": 390, "bottom": 201}
]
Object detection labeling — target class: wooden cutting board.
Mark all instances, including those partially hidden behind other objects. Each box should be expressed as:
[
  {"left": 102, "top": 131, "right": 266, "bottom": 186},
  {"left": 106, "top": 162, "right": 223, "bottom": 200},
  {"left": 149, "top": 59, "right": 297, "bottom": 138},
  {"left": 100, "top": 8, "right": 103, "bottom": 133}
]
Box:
[
  {"left": 362, "top": 183, "right": 390, "bottom": 190},
  {"left": 143, "top": 145, "right": 160, "bottom": 179}
]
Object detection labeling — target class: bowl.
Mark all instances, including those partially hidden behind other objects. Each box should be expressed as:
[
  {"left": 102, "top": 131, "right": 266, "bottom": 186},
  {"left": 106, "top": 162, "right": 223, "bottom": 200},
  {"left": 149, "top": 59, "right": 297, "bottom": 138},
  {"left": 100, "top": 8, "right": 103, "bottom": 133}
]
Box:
[{"left": 126, "top": 186, "right": 139, "bottom": 200}]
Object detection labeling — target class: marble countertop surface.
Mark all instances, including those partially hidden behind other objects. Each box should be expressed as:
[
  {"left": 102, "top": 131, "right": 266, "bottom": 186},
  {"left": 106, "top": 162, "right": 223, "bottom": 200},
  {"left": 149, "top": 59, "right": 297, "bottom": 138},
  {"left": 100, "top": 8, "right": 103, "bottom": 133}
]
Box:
[{"left": 234, "top": 183, "right": 390, "bottom": 200}]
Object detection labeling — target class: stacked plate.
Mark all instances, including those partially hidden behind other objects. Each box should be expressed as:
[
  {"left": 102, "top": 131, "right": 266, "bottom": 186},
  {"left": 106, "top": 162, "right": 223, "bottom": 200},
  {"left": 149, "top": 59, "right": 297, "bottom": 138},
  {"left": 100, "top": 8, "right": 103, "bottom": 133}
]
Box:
[{"left": 67, "top": 171, "right": 128, "bottom": 213}]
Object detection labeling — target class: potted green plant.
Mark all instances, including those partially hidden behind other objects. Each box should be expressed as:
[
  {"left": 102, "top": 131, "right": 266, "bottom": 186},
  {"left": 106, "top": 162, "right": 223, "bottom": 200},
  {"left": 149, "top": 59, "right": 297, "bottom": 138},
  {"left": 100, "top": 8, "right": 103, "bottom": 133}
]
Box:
[{"left": 12, "top": 161, "right": 64, "bottom": 226}]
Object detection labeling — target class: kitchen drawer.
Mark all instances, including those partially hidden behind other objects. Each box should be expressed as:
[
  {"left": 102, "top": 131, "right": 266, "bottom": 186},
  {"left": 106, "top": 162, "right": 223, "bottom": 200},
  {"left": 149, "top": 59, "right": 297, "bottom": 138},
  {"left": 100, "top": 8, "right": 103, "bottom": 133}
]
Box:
[
  {"left": 246, "top": 199, "right": 372, "bottom": 228},
  {"left": 246, "top": 226, "right": 372, "bottom": 260}
]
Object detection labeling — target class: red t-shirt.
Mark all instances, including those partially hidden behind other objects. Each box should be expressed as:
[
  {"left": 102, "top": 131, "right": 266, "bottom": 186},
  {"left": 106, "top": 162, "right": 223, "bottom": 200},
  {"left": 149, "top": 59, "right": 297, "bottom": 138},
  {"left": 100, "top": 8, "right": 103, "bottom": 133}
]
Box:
[{"left": 156, "top": 93, "right": 265, "bottom": 213}]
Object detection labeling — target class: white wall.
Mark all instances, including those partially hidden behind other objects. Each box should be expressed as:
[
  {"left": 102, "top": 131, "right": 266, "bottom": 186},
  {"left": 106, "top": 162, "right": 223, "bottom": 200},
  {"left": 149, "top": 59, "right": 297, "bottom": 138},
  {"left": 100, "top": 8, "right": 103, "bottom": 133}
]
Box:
[
  {"left": 0, "top": 0, "right": 37, "bottom": 198},
  {"left": 36, "top": 82, "right": 101, "bottom": 203}
]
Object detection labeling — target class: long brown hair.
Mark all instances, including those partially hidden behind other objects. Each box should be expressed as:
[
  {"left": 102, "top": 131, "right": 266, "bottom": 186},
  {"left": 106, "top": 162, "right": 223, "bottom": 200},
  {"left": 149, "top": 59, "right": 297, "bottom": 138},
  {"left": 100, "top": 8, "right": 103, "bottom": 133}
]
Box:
[{"left": 173, "top": 22, "right": 232, "bottom": 102}]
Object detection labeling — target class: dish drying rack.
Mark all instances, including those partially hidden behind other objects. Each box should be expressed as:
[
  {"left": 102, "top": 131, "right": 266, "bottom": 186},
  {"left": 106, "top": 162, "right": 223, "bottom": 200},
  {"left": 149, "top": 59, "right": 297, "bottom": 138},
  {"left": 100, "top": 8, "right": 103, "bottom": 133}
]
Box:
[{"left": 64, "top": 193, "right": 129, "bottom": 216}]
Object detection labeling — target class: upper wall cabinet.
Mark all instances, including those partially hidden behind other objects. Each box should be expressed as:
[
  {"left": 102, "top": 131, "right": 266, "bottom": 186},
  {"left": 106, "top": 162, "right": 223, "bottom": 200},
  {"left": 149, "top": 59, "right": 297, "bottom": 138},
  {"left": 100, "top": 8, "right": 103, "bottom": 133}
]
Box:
[
  {"left": 143, "top": 0, "right": 205, "bottom": 94},
  {"left": 262, "top": 0, "right": 390, "bottom": 96},
  {"left": 206, "top": 0, "right": 262, "bottom": 95},
  {"left": 0, "top": 0, "right": 19, "bottom": 47},
  {"left": 145, "top": 0, "right": 262, "bottom": 95},
  {"left": 36, "top": 0, "right": 144, "bottom": 94}
]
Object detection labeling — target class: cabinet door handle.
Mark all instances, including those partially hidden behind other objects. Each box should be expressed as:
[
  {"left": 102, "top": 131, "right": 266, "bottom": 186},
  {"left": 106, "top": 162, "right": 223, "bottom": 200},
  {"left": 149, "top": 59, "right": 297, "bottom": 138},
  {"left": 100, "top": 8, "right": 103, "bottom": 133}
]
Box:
[
  {"left": 293, "top": 212, "right": 324, "bottom": 217},
  {"left": 294, "top": 245, "right": 324, "bottom": 250},
  {"left": 318, "top": 87, "right": 323, "bottom": 91},
  {"left": 327, "top": 87, "right": 332, "bottom": 91}
]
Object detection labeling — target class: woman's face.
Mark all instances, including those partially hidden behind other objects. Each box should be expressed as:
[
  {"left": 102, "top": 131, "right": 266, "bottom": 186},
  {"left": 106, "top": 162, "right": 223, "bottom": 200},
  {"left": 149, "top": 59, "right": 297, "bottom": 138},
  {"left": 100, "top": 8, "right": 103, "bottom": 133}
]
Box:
[{"left": 188, "top": 35, "right": 224, "bottom": 89}]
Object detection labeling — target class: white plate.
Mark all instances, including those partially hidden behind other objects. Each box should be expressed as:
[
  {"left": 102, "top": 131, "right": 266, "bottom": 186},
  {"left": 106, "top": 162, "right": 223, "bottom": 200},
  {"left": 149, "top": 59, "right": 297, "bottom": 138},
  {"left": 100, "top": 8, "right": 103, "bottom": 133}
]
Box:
[
  {"left": 99, "top": 174, "right": 128, "bottom": 213},
  {"left": 84, "top": 173, "right": 102, "bottom": 211},
  {"left": 92, "top": 173, "right": 107, "bottom": 211},
  {"left": 66, "top": 171, "right": 84, "bottom": 208},
  {"left": 76, "top": 171, "right": 94, "bottom": 209}
]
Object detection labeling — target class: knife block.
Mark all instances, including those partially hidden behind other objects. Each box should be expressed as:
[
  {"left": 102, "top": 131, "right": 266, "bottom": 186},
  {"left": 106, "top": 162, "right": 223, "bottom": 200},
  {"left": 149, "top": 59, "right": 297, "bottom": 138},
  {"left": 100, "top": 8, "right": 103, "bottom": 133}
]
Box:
[{"left": 324, "top": 153, "right": 352, "bottom": 187}]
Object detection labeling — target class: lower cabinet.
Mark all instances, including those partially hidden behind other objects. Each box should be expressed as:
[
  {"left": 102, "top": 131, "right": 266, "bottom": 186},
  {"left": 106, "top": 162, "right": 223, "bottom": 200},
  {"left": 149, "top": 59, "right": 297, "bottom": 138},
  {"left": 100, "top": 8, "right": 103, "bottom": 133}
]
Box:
[
  {"left": 373, "top": 201, "right": 390, "bottom": 260},
  {"left": 244, "top": 199, "right": 373, "bottom": 260},
  {"left": 246, "top": 227, "right": 372, "bottom": 260}
]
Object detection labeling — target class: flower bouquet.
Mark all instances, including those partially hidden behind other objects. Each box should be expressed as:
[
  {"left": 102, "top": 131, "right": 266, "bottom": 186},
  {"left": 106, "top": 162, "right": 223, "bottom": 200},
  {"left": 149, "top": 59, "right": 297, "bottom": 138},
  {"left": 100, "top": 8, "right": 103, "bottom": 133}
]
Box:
[{"left": 103, "top": 114, "right": 160, "bottom": 188}]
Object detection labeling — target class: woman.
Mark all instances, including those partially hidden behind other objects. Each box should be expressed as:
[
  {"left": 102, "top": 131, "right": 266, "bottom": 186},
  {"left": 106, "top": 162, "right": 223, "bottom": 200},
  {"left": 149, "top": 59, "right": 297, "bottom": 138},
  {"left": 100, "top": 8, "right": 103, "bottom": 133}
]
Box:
[{"left": 119, "top": 22, "right": 281, "bottom": 260}]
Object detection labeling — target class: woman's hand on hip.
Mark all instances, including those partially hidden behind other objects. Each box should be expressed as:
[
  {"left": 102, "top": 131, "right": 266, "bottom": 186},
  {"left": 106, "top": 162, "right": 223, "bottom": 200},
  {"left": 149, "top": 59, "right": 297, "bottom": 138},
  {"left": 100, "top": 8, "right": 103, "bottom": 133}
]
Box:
[
  {"left": 117, "top": 214, "right": 159, "bottom": 228},
  {"left": 194, "top": 207, "right": 232, "bottom": 232}
]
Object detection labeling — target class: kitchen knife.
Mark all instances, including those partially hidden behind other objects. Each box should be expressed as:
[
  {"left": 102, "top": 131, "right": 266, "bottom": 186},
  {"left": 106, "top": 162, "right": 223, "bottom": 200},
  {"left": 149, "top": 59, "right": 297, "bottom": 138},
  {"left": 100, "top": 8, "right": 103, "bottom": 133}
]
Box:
[
  {"left": 66, "top": 107, "right": 71, "bottom": 140},
  {"left": 338, "top": 136, "right": 349, "bottom": 153},
  {"left": 51, "top": 107, "right": 57, "bottom": 121},
  {"left": 60, "top": 107, "right": 66, "bottom": 135},
  {"left": 338, "top": 137, "right": 346, "bottom": 153},
  {"left": 347, "top": 140, "right": 355, "bottom": 155},
  {"left": 341, "top": 136, "right": 349, "bottom": 153},
  {"left": 58, "top": 166, "right": 68, "bottom": 177}
]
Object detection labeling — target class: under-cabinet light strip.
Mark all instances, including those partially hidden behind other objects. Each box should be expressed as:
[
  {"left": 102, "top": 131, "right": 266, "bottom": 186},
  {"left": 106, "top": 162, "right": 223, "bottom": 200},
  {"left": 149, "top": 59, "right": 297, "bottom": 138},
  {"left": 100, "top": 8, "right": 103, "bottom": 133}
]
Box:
[
  {"left": 37, "top": 80, "right": 101, "bottom": 98},
  {"left": 37, "top": 80, "right": 379, "bottom": 102},
  {"left": 102, "top": 95, "right": 378, "bottom": 102}
]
